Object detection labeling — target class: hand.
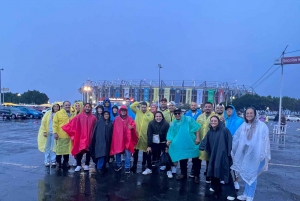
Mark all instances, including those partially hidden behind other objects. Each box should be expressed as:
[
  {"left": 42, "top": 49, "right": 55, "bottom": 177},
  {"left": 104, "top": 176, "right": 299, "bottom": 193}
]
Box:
[
  {"left": 166, "top": 141, "right": 171, "bottom": 147},
  {"left": 54, "top": 133, "right": 59, "bottom": 140},
  {"left": 165, "top": 147, "right": 169, "bottom": 153},
  {"left": 128, "top": 124, "right": 133, "bottom": 129},
  {"left": 146, "top": 147, "right": 151, "bottom": 153},
  {"left": 43, "top": 132, "right": 47, "bottom": 137},
  {"left": 195, "top": 138, "right": 200, "bottom": 145}
]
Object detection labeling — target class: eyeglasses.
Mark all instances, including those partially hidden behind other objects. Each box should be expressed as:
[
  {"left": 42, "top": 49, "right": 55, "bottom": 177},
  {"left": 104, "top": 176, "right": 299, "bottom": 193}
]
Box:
[{"left": 174, "top": 113, "right": 181, "bottom": 115}]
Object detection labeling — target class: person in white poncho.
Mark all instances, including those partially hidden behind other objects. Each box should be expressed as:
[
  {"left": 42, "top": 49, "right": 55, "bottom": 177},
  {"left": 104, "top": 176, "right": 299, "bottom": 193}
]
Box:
[{"left": 231, "top": 107, "right": 271, "bottom": 201}]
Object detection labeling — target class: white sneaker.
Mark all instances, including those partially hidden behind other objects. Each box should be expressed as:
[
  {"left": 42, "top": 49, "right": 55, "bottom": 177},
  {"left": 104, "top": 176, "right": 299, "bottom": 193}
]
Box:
[
  {"left": 45, "top": 163, "right": 50, "bottom": 167},
  {"left": 160, "top": 166, "right": 166, "bottom": 171},
  {"left": 237, "top": 194, "right": 247, "bottom": 201},
  {"left": 209, "top": 188, "right": 214, "bottom": 192},
  {"left": 75, "top": 166, "right": 82, "bottom": 172},
  {"left": 220, "top": 180, "right": 225, "bottom": 184},
  {"left": 246, "top": 197, "right": 253, "bottom": 201},
  {"left": 167, "top": 171, "right": 173, "bottom": 178},
  {"left": 142, "top": 168, "right": 152, "bottom": 175},
  {"left": 171, "top": 166, "right": 176, "bottom": 174},
  {"left": 234, "top": 181, "right": 240, "bottom": 190},
  {"left": 227, "top": 196, "right": 235, "bottom": 200},
  {"left": 83, "top": 165, "right": 89, "bottom": 171},
  {"left": 73, "top": 162, "right": 77, "bottom": 167}
]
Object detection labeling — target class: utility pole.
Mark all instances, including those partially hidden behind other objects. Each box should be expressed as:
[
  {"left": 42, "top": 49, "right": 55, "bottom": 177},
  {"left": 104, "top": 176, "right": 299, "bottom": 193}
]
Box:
[
  {"left": 158, "top": 64, "right": 162, "bottom": 109},
  {"left": 0, "top": 69, "right": 3, "bottom": 105}
]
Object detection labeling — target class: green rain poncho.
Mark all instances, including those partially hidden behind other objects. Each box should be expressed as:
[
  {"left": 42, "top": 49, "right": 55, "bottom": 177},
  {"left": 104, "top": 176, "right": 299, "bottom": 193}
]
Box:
[
  {"left": 130, "top": 102, "right": 154, "bottom": 152},
  {"left": 167, "top": 116, "right": 201, "bottom": 162}
]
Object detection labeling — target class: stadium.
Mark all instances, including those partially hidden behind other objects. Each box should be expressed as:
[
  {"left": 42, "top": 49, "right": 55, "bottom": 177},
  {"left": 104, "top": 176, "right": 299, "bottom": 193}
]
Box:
[{"left": 79, "top": 79, "right": 255, "bottom": 106}]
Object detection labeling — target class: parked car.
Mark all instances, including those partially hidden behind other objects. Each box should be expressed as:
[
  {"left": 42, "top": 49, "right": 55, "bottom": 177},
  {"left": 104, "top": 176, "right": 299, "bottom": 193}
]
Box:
[
  {"left": 286, "top": 115, "right": 300, "bottom": 122},
  {"left": 3, "top": 107, "right": 27, "bottom": 119},
  {"left": 42, "top": 108, "right": 51, "bottom": 114},
  {"left": 15, "top": 106, "right": 43, "bottom": 119},
  {"left": 0, "top": 107, "right": 12, "bottom": 119},
  {"left": 267, "top": 115, "right": 276, "bottom": 120}
]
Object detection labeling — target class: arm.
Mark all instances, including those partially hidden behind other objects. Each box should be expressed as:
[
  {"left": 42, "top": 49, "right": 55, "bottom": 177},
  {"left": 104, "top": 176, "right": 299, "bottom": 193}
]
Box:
[
  {"left": 195, "top": 130, "right": 200, "bottom": 144},
  {"left": 40, "top": 112, "right": 49, "bottom": 135},
  {"left": 166, "top": 125, "right": 174, "bottom": 146},
  {"left": 130, "top": 102, "right": 140, "bottom": 114},
  {"left": 147, "top": 122, "right": 153, "bottom": 147}
]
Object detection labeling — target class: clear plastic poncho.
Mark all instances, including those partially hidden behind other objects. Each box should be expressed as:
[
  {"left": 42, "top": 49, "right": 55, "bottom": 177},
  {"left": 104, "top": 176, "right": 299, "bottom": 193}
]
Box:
[{"left": 231, "top": 114, "right": 271, "bottom": 185}]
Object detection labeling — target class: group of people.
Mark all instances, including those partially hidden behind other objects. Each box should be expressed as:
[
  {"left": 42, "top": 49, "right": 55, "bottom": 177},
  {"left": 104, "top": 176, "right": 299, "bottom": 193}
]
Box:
[{"left": 37, "top": 98, "right": 271, "bottom": 201}]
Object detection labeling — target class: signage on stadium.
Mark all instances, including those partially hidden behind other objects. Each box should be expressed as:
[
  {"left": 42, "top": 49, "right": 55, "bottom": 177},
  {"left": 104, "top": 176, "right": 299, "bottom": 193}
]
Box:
[{"left": 281, "top": 56, "right": 300, "bottom": 64}]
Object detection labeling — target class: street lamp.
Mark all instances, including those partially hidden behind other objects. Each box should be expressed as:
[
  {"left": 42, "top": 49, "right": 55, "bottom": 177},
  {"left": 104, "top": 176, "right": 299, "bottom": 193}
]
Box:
[
  {"left": 0, "top": 68, "right": 3, "bottom": 105},
  {"left": 83, "top": 86, "right": 91, "bottom": 103},
  {"left": 158, "top": 64, "right": 162, "bottom": 109},
  {"left": 230, "top": 96, "right": 235, "bottom": 104},
  {"left": 17, "top": 93, "right": 21, "bottom": 104}
]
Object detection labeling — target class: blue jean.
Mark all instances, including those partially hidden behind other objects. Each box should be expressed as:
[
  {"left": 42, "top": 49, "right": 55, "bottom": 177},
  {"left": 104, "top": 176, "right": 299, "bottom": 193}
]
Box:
[
  {"left": 116, "top": 149, "right": 131, "bottom": 169},
  {"left": 97, "top": 156, "right": 107, "bottom": 170},
  {"left": 244, "top": 160, "right": 266, "bottom": 198},
  {"left": 44, "top": 132, "right": 56, "bottom": 164}
]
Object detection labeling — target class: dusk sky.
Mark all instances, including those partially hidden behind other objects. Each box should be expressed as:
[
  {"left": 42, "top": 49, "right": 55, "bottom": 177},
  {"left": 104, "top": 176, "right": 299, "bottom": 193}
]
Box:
[{"left": 1, "top": 1, "right": 300, "bottom": 103}]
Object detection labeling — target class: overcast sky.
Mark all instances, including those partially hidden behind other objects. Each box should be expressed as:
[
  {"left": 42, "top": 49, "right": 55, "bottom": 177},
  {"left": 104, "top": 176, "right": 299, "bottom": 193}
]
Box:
[{"left": 1, "top": 0, "right": 300, "bottom": 103}]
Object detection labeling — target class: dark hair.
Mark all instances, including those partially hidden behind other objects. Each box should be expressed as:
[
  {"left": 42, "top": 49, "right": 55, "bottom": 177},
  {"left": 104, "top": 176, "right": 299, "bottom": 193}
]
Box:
[
  {"left": 154, "top": 111, "right": 165, "bottom": 119},
  {"left": 103, "top": 111, "right": 111, "bottom": 121},
  {"left": 84, "top": 103, "right": 92, "bottom": 107},
  {"left": 96, "top": 105, "right": 104, "bottom": 114},
  {"left": 63, "top": 101, "right": 71, "bottom": 106},
  {"left": 112, "top": 105, "right": 118, "bottom": 109},
  {"left": 205, "top": 102, "right": 213, "bottom": 106},
  {"left": 209, "top": 115, "right": 220, "bottom": 128},
  {"left": 52, "top": 104, "right": 60, "bottom": 113},
  {"left": 141, "top": 101, "right": 147, "bottom": 106},
  {"left": 244, "top": 107, "right": 257, "bottom": 123}
]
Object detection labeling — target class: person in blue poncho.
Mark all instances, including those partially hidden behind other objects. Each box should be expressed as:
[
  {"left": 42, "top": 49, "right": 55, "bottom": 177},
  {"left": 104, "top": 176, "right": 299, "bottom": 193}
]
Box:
[
  {"left": 111, "top": 105, "right": 119, "bottom": 122},
  {"left": 167, "top": 108, "right": 201, "bottom": 183},
  {"left": 125, "top": 98, "right": 136, "bottom": 120},
  {"left": 185, "top": 102, "right": 202, "bottom": 120},
  {"left": 224, "top": 105, "right": 244, "bottom": 191},
  {"left": 103, "top": 98, "right": 112, "bottom": 114}
]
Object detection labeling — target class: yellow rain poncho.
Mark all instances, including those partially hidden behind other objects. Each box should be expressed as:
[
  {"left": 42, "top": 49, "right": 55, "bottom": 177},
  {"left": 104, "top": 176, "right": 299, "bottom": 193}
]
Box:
[
  {"left": 196, "top": 111, "right": 215, "bottom": 161},
  {"left": 130, "top": 102, "right": 154, "bottom": 152},
  {"left": 72, "top": 102, "right": 83, "bottom": 116},
  {"left": 37, "top": 103, "right": 60, "bottom": 152},
  {"left": 52, "top": 108, "right": 75, "bottom": 155},
  {"left": 161, "top": 109, "right": 174, "bottom": 124}
]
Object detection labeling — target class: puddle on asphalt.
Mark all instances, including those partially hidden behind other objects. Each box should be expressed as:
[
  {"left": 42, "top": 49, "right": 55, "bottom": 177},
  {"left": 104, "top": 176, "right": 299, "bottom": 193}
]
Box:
[{"left": 106, "top": 193, "right": 128, "bottom": 201}]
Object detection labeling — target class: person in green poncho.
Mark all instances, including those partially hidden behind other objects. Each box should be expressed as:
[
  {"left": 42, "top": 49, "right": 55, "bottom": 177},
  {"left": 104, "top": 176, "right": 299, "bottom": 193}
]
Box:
[
  {"left": 130, "top": 101, "right": 154, "bottom": 172},
  {"left": 167, "top": 108, "right": 201, "bottom": 182}
]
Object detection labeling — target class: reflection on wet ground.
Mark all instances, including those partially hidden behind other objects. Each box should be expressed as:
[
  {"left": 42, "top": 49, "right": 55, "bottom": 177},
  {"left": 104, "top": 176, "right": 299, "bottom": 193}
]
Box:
[{"left": 0, "top": 120, "right": 300, "bottom": 201}]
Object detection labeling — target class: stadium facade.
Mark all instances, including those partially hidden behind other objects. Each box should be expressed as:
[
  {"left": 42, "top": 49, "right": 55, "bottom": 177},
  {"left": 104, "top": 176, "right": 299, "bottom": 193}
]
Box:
[{"left": 79, "top": 79, "right": 255, "bottom": 106}]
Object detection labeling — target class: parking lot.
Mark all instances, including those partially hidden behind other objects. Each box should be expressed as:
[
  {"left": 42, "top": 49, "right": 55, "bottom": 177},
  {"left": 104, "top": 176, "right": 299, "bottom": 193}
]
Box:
[{"left": 0, "top": 119, "right": 300, "bottom": 201}]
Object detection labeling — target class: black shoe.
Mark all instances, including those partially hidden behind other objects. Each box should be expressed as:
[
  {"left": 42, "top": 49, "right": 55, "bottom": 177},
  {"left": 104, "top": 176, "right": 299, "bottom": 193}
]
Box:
[
  {"left": 114, "top": 166, "right": 122, "bottom": 172},
  {"left": 142, "top": 164, "right": 146, "bottom": 171},
  {"left": 125, "top": 168, "right": 130, "bottom": 174},
  {"left": 206, "top": 176, "right": 211, "bottom": 183},
  {"left": 56, "top": 163, "right": 62, "bottom": 169},
  {"left": 194, "top": 176, "right": 200, "bottom": 184},
  {"left": 176, "top": 174, "right": 187, "bottom": 181},
  {"left": 204, "top": 171, "right": 207, "bottom": 176},
  {"left": 130, "top": 165, "right": 137, "bottom": 172},
  {"left": 62, "top": 162, "right": 70, "bottom": 169}
]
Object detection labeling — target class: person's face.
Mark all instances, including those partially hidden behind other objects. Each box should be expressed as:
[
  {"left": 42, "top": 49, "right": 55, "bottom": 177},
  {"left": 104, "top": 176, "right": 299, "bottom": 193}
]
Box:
[
  {"left": 204, "top": 104, "right": 213, "bottom": 113},
  {"left": 113, "top": 108, "right": 118, "bottom": 113},
  {"left": 97, "top": 108, "right": 103, "bottom": 114},
  {"left": 53, "top": 105, "right": 59, "bottom": 113},
  {"left": 216, "top": 106, "right": 224, "bottom": 114},
  {"left": 210, "top": 117, "right": 219, "bottom": 129},
  {"left": 150, "top": 106, "right": 157, "bottom": 113},
  {"left": 105, "top": 101, "right": 109, "bottom": 107},
  {"left": 160, "top": 101, "right": 167, "bottom": 108},
  {"left": 174, "top": 111, "right": 182, "bottom": 120},
  {"left": 104, "top": 113, "right": 110, "bottom": 120},
  {"left": 125, "top": 100, "right": 130, "bottom": 106},
  {"left": 120, "top": 109, "right": 127, "bottom": 116},
  {"left": 190, "top": 103, "right": 197, "bottom": 111},
  {"left": 75, "top": 103, "right": 81, "bottom": 112},
  {"left": 155, "top": 113, "right": 163, "bottom": 122},
  {"left": 169, "top": 104, "right": 175, "bottom": 112},
  {"left": 63, "top": 102, "right": 71, "bottom": 112},
  {"left": 84, "top": 104, "right": 92, "bottom": 114},
  {"left": 141, "top": 104, "right": 147, "bottom": 113},
  {"left": 226, "top": 108, "right": 233, "bottom": 117},
  {"left": 246, "top": 108, "right": 255, "bottom": 122}
]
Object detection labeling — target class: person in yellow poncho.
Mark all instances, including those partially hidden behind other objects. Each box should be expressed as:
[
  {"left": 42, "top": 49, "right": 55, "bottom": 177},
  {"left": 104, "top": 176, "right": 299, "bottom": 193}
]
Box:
[
  {"left": 53, "top": 101, "right": 75, "bottom": 168},
  {"left": 159, "top": 98, "right": 172, "bottom": 123},
  {"left": 37, "top": 103, "right": 60, "bottom": 167},
  {"left": 73, "top": 101, "right": 83, "bottom": 116},
  {"left": 215, "top": 104, "right": 225, "bottom": 123},
  {"left": 130, "top": 101, "right": 154, "bottom": 172},
  {"left": 196, "top": 102, "right": 215, "bottom": 183}
]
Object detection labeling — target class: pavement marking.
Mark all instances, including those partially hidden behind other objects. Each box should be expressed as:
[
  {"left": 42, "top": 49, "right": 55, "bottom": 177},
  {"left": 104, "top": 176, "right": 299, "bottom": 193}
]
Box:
[
  {"left": 0, "top": 162, "right": 39, "bottom": 169},
  {"left": 0, "top": 140, "right": 36, "bottom": 145},
  {"left": 269, "top": 163, "right": 300, "bottom": 168}
]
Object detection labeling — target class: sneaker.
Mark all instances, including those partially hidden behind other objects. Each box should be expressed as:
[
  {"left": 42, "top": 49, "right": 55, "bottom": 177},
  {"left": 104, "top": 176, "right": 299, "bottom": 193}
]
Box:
[
  {"left": 125, "top": 168, "right": 130, "bottom": 174},
  {"left": 227, "top": 196, "right": 235, "bottom": 200},
  {"left": 206, "top": 177, "right": 211, "bottom": 183},
  {"left": 114, "top": 166, "right": 122, "bottom": 172},
  {"left": 83, "top": 165, "right": 89, "bottom": 171},
  {"left": 237, "top": 194, "right": 247, "bottom": 201},
  {"left": 171, "top": 166, "right": 176, "bottom": 174},
  {"left": 109, "top": 157, "right": 114, "bottom": 163},
  {"left": 160, "top": 166, "right": 166, "bottom": 171},
  {"left": 72, "top": 162, "right": 77, "bottom": 167},
  {"left": 45, "top": 163, "right": 50, "bottom": 167},
  {"left": 189, "top": 173, "right": 195, "bottom": 178},
  {"left": 75, "top": 166, "right": 82, "bottom": 172},
  {"left": 130, "top": 165, "right": 137, "bottom": 172},
  {"left": 51, "top": 162, "right": 56, "bottom": 167},
  {"left": 246, "top": 197, "right": 253, "bottom": 201},
  {"left": 176, "top": 174, "right": 187, "bottom": 180},
  {"left": 167, "top": 171, "right": 173, "bottom": 178},
  {"left": 56, "top": 163, "right": 62, "bottom": 169},
  {"left": 142, "top": 168, "right": 152, "bottom": 175},
  {"left": 209, "top": 188, "right": 214, "bottom": 192},
  {"left": 220, "top": 180, "right": 225, "bottom": 184},
  {"left": 194, "top": 176, "right": 200, "bottom": 184},
  {"left": 234, "top": 181, "right": 240, "bottom": 190},
  {"left": 62, "top": 162, "right": 70, "bottom": 169}
]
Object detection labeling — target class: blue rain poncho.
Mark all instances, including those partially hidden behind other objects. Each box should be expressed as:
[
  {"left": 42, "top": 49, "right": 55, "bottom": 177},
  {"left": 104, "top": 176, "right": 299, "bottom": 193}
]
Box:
[
  {"left": 224, "top": 105, "right": 244, "bottom": 136},
  {"left": 185, "top": 109, "right": 202, "bottom": 120},
  {"left": 167, "top": 116, "right": 201, "bottom": 162}
]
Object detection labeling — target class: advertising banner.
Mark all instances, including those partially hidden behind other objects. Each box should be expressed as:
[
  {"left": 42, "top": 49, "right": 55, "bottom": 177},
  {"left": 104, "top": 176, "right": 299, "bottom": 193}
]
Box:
[
  {"left": 186, "top": 88, "right": 192, "bottom": 104},
  {"left": 174, "top": 88, "right": 181, "bottom": 103},
  {"left": 208, "top": 89, "right": 215, "bottom": 103},
  {"left": 163, "top": 88, "right": 170, "bottom": 102},
  {"left": 143, "top": 88, "right": 149, "bottom": 102},
  {"left": 218, "top": 89, "right": 225, "bottom": 103},
  {"left": 115, "top": 88, "right": 120, "bottom": 98},
  {"left": 196, "top": 89, "right": 203, "bottom": 105},
  {"left": 153, "top": 88, "right": 159, "bottom": 102},
  {"left": 124, "top": 88, "right": 130, "bottom": 98},
  {"left": 134, "top": 88, "right": 139, "bottom": 101}
]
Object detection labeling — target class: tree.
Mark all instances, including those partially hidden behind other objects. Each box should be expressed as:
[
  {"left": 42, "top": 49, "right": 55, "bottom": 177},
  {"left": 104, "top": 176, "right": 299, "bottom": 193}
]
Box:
[{"left": 20, "top": 90, "right": 49, "bottom": 104}]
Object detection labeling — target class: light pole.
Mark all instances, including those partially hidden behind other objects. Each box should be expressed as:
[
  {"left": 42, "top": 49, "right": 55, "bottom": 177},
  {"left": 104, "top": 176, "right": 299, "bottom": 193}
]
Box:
[
  {"left": 0, "top": 68, "right": 3, "bottom": 105},
  {"left": 158, "top": 64, "right": 162, "bottom": 109},
  {"left": 83, "top": 86, "right": 91, "bottom": 103}
]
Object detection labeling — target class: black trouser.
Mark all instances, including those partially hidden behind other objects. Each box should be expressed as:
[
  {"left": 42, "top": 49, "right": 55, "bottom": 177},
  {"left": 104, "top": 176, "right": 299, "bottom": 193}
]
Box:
[
  {"left": 180, "top": 157, "right": 201, "bottom": 177},
  {"left": 56, "top": 155, "right": 69, "bottom": 165},
  {"left": 133, "top": 149, "right": 147, "bottom": 166},
  {"left": 76, "top": 151, "right": 91, "bottom": 166},
  {"left": 211, "top": 174, "right": 236, "bottom": 198},
  {"left": 211, "top": 177, "right": 222, "bottom": 196},
  {"left": 146, "top": 143, "right": 171, "bottom": 170}
]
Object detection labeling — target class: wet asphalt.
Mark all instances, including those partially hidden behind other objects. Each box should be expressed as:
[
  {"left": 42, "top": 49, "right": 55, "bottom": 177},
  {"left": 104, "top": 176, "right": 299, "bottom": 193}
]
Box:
[{"left": 0, "top": 119, "right": 299, "bottom": 201}]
